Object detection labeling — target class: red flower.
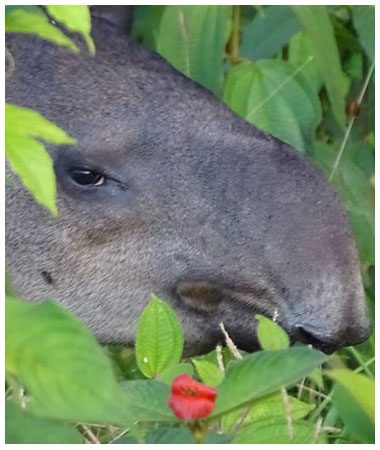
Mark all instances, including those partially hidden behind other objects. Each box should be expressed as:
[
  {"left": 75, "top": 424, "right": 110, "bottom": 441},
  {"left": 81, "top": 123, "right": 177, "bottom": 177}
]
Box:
[{"left": 168, "top": 374, "right": 218, "bottom": 420}]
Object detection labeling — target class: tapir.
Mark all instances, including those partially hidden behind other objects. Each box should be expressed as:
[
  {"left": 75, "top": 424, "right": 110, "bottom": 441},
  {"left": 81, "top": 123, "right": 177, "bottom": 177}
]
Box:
[{"left": 5, "top": 7, "right": 372, "bottom": 356}]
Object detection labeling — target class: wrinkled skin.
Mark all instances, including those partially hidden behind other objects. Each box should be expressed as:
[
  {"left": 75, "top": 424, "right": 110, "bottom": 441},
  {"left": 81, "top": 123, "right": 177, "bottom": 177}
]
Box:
[{"left": 5, "top": 12, "right": 371, "bottom": 356}]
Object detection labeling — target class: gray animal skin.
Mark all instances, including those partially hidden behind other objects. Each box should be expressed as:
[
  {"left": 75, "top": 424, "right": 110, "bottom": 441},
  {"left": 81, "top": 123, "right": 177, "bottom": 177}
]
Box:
[{"left": 5, "top": 8, "right": 371, "bottom": 356}]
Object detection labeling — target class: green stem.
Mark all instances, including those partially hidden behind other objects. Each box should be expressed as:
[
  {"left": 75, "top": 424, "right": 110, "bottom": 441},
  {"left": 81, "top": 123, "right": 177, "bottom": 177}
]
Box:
[
  {"left": 189, "top": 420, "right": 207, "bottom": 444},
  {"left": 347, "top": 347, "right": 374, "bottom": 379}
]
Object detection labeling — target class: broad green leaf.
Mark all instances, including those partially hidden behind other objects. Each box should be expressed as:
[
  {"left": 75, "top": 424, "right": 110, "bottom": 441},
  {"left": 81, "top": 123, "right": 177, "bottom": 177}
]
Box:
[
  {"left": 288, "top": 32, "right": 323, "bottom": 93},
  {"left": 223, "top": 60, "right": 321, "bottom": 152},
  {"left": 221, "top": 392, "right": 315, "bottom": 433},
  {"left": 203, "top": 432, "right": 231, "bottom": 444},
  {"left": 241, "top": 5, "right": 300, "bottom": 60},
  {"left": 145, "top": 427, "right": 195, "bottom": 444},
  {"left": 132, "top": 5, "right": 166, "bottom": 50},
  {"left": 135, "top": 294, "right": 183, "bottom": 378},
  {"left": 5, "top": 104, "right": 75, "bottom": 144},
  {"left": 157, "top": 362, "right": 194, "bottom": 385},
  {"left": 5, "top": 104, "right": 75, "bottom": 216},
  {"left": 291, "top": 6, "right": 349, "bottom": 128},
  {"left": 353, "top": 6, "right": 375, "bottom": 62},
  {"left": 5, "top": 297, "right": 127, "bottom": 425},
  {"left": 46, "top": 5, "right": 95, "bottom": 55},
  {"left": 256, "top": 314, "right": 290, "bottom": 350},
  {"left": 193, "top": 360, "right": 224, "bottom": 387},
  {"left": 313, "top": 141, "right": 374, "bottom": 264},
  {"left": 212, "top": 347, "right": 326, "bottom": 417},
  {"left": 327, "top": 369, "right": 375, "bottom": 443},
  {"left": 233, "top": 418, "right": 324, "bottom": 444},
  {"left": 5, "top": 8, "right": 78, "bottom": 53},
  {"left": 157, "top": 5, "right": 232, "bottom": 95},
  {"left": 120, "top": 379, "right": 176, "bottom": 423},
  {"left": 5, "top": 400, "right": 84, "bottom": 444},
  {"left": 6, "top": 138, "right": 57, "bottom": 216},
  {"left": 111, "top": 435, "right": 139, "bottom": 444}
]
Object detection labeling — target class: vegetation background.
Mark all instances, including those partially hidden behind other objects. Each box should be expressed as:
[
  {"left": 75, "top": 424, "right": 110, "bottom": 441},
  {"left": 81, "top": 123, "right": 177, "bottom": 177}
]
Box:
[{"left": 5, "top": 5, "right": 375, "bottom": 444}]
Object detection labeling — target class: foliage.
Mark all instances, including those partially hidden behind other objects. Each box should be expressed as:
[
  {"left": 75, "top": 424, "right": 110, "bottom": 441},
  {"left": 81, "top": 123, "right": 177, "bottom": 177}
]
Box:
[
  {"left": 135, "top": 294, "right": 183, "bottom": 378},
  {"left": 5, "top": 104, "right": 75, "bottom": 216},
  {"left": 5, "top": 5, "right": 93, "bottom": 215},
  {"left": 5, "top": 5, "right": 374, "bottom": 444}
]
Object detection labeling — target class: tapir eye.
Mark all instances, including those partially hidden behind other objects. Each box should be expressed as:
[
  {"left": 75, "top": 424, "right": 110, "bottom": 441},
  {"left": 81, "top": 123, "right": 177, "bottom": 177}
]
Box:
[{"left": 70, "top": 169, "right": 105, "bottom": 186}]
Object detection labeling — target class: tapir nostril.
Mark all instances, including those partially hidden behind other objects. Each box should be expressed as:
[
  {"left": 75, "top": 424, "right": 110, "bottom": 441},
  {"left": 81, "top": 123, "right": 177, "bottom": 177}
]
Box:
[
  {"left": 293, "top": 325, "right": 341, "bottom": 355},
  {"left": 293, "top": 321, "right": 373, "bottom": 355}
]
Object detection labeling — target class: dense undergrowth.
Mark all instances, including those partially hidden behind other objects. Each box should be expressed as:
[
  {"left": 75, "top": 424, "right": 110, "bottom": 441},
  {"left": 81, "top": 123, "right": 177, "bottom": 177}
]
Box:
[{"left": 5, "top": 5, "right": 374, "bottom": 444}]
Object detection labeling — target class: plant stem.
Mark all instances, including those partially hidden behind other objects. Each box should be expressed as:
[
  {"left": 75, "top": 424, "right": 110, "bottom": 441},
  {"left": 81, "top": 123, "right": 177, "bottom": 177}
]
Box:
[
  {"left": 347, "top": 346, "right": 374, "bottom": 379},
  {"left": 80, "top": 424, "right": 101, "bottom": 444},
  {"left": 281, "top": 387, "right": 294, "bottom": 440},
  {"left": 189, "top": 420, "right": 207, "bottom": 444},
  {"left": 329, "top": 61, "right": 375, "bottom": 181}
]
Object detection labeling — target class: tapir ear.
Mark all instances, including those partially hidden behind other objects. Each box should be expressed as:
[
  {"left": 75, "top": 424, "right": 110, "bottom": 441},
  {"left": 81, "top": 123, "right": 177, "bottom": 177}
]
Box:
[{"left": 89, "top": 6, "right": 134, "bottom": 34}]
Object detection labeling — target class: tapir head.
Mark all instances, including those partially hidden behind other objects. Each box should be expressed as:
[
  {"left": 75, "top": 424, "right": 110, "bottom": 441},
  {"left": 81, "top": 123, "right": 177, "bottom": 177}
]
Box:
[{"left": 5, "top": 12, "right": 371, "bottom": 355}]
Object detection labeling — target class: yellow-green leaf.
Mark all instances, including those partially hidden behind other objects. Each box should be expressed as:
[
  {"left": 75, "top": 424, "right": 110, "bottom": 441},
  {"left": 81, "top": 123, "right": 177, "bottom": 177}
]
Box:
[
  {"left": 5, "top": 8, "right": 78, "bottom": 53},
  {"left": 193, "top": 360, "right": 224, "bottom": 387},
  {"left": 327, "top": 369, "right": 374, "bottom": 443},
  {"left": 5, "top": 104, "right": 75, "bottom": 216},
  {"left": 135, "top": 294, "right": 184, "bottom": 378},
  {"left": 46, "top": 5, "right": 95, "bottom": 55},
  {"left": 256, "top": 314, "right": 290, "bottom": 351}
]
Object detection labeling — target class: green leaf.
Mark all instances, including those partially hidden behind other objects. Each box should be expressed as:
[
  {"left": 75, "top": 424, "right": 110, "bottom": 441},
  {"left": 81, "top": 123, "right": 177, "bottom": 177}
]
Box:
[
  {"left": 5, "top": 104, "right": 75, "bottom": 216},
  {"left": 288, "top": 32, "right": 323, "bottom": 93},
  {"left": 223, "top": 60, "right": 321, "bottom": 152},
  {"left": 313, "top": 141, "right": 374, "bottom": 264},
  {"left": 327, "top": 369, "right": 375, "bottom": 443},
  {"left": 241, "top": 6, "right": 300, "bottom": 60},
  {"left": 46, "top": 5, "right": 95, "bottom": 55},
  {"left": 353, "top": 6, "right": 375, "bottom": 62},
  {"left": 193, "top": 360, "right": 224, "bottom": 387},
  {"left": 135, "top": 294, "right": 183, "bottom": 378},
  {"left": 111, "top": 435, "right": 139, "bottom": 444},
  {"left": 221, "top": 392, "right": 315, "bottom": 433},
  {"left": 145, "top": 427, "right": 195, "bottom": 444},
  {"left": 5, "top": 400, "right": 84, "bottom": 444},
  {"left": 255, "top": 314, "right": 290, "bottom": 350},
  {"left": 5, "top": 297, "right": 127, "bottom": 425},
  {"left": 204, "top": 432, "right": 231, "bottom": 444},
  {"left": 5, "top": 8, "right": 78, "bottom": 53},
  {"left": 291, "top": 5, "right": 350, "bottom": 128},
  {"left": 233, "top": 419, "right": 323, "bottom": 444},
  {"left": 157, "top": 362, "right": 194, "bottom": 385},
  {"left": 157, "top": 5, "right": 232, "bottom": 95},
  {"left": 212, "top": 347, "right": 326, "bottom": 417},
  {"left": 131, "top": 5, "right": 166, "bottom": 50},
  {"left": 120, "top": 379, "right": 176, "bottom": 423}
]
